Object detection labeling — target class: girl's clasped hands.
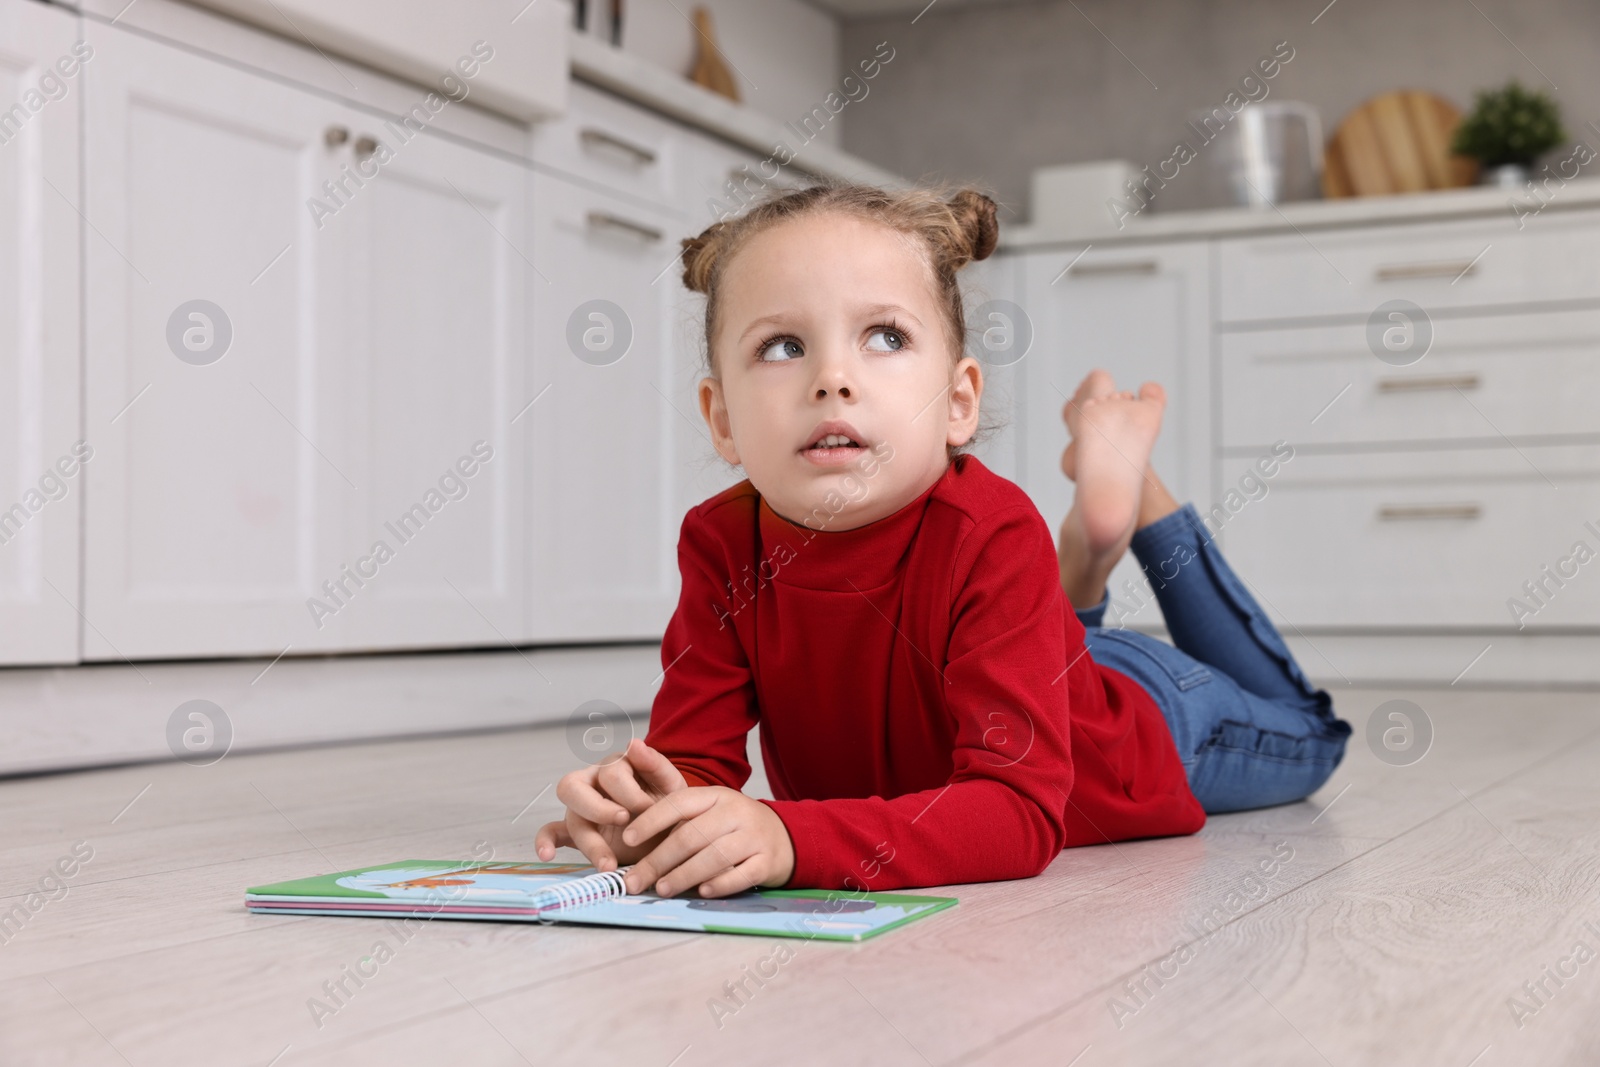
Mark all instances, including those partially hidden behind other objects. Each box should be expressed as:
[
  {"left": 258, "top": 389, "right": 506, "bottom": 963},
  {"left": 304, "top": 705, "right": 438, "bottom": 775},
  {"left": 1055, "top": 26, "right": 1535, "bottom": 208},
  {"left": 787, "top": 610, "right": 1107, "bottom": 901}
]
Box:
[{"left": 534, "top": 738, "right": 796, "bottom": 899}]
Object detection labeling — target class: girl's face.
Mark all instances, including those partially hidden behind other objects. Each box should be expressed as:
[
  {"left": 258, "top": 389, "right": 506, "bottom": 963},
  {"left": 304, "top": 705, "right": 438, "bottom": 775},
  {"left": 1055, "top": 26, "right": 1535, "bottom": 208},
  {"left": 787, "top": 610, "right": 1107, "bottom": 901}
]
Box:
[{"left": 697, "top": 212, "right": 983, "bottom": 532}]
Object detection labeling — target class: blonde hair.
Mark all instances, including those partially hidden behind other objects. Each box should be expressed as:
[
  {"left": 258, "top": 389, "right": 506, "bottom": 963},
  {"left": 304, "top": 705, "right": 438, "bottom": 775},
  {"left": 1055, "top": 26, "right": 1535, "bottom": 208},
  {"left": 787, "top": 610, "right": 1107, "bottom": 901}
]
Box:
[{"left": 680, "top": 180, "right": 1003, "bottom": 461}]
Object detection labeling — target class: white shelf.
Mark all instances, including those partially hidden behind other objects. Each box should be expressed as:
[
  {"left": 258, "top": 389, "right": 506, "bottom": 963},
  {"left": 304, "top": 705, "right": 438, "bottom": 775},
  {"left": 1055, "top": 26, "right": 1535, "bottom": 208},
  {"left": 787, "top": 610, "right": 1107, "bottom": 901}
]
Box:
[{"left": 1003, "top": 176, "right": 1600, "bottom": 250}]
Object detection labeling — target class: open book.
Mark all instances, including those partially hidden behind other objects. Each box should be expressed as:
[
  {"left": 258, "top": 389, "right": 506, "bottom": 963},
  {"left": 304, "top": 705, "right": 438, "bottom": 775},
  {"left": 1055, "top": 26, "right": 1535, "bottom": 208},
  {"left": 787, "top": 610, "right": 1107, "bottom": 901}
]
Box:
[{"left": 245, "top": 860, "right": 957, "bottom": 942}]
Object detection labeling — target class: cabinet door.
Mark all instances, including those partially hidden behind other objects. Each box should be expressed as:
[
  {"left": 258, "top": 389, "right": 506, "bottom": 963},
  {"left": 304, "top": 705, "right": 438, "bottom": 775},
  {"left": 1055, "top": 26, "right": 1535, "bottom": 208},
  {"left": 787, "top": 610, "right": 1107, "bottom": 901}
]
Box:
[
  {"left": 0, "top": 2, "right": 82, "bottom": 665},
  {"left": 1016, "top": 242, "right": 1211, "bottom": 620},
  {"left": 528, "top": 173, "right": 689, "bottom": 641},
  {"left": 82, "top": 23, "right": 352, "bottom": 659},
  {"left": 962, "top": 252, "right": 1023, "bottom": 484},
  {"left": 316, "top": 114, "right": 528, "bottom": 651}
]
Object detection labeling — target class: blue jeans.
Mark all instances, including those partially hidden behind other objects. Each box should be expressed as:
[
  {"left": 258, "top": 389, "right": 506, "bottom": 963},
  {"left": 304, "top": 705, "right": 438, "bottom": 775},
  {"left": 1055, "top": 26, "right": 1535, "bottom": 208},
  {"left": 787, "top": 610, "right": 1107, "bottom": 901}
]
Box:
[{"left": 1077, "top": 502, "right": 1353, "bottom": 814}]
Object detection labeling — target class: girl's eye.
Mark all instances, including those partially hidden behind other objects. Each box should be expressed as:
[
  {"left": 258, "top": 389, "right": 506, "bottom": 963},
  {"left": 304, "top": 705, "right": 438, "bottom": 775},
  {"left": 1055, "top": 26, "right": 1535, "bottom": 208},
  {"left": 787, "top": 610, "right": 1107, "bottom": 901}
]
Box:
[
  {"left": 757, "top": 337, "right": 803, "bottom": 362},
  {"left": 866, "top": 327, "right": 906, "bottom": 352}
]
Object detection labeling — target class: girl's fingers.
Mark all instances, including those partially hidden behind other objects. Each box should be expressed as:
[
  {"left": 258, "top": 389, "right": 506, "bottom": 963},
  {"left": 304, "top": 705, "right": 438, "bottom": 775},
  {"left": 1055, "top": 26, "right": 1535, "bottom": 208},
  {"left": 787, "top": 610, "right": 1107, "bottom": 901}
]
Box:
[
  {"left": 623, "top": 787, "right": 718, "bottom": 850},
  {"left": 625, "top": 805, "right": 738, "bottom": 895},
  {"left": 558, "top": 769, "right": 631, "bottom": 826},
  {"left": 649, "top": 831, "right": 754, "bottom": 898},
  {"left": 596, "top": 754, "right": 654, "bottom": 815},
  {"left": 568, "top": 817, "right": 619, "bottom": 872},
  {"left": 627, "top": 739, "right": 689, "bottom": 794},
  {"left": 695, "top": 856, "right": 768, "bottom": 899},
  {"left": 533, "top": 819, "right": 572, "bottom": 861}
]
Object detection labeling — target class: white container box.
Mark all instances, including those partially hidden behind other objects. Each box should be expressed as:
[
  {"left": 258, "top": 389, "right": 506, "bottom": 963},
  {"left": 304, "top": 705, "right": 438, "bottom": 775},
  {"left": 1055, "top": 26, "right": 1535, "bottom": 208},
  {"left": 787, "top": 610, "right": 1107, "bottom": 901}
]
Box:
[{"left": 1029, "top": 160, "right": 1140, "bottom": 237}]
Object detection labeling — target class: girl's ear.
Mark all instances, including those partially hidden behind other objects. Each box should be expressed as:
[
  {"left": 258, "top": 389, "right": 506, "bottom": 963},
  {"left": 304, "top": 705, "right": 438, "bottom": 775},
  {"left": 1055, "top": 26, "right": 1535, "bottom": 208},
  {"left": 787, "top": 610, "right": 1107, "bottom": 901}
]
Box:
[
  {"left": 946, "top": 357, "right": 983, "bottom": 448},
  {"left": 698, "top": 376, "right": 742, "bottom": 466}
]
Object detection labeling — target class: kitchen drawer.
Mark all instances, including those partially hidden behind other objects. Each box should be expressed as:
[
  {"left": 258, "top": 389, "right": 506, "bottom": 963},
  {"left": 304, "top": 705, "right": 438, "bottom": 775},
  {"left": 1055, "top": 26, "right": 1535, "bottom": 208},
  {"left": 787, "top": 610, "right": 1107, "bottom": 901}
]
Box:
[
  {"left": 530, "top": 80, "right": 679, "bottom": 209},
  {"left": 1218, "top": 211, "right": 1600, "bottom": 323},
  {"left": 1217, "top": 445, "right": 1600, "bottom": 629},
  {"left": 1219, "top": 308, "right": 1600, "bottom": 450}
]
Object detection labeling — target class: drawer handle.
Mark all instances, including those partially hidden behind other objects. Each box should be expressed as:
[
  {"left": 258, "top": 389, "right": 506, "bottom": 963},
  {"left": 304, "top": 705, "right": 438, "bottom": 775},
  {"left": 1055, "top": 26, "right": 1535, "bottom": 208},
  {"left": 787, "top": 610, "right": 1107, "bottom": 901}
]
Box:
[
  {"left": 1066, "top": 259, "right": 1159, "bottom": 278},
  {"left": 1377, "top": 503, "right": 1482, "bottom": 521},
  {"left": 1376, "top": 373, "right": 1482, "bottom": 393},
  {"left": 1374, "top": 260, "right": 1478, "bottom": 281},
  {"left": 586, "top": 210, "right": 664, "bottom": 242},
  {"left": 579, "top": 127, "right": 658, "bottom": 165}
]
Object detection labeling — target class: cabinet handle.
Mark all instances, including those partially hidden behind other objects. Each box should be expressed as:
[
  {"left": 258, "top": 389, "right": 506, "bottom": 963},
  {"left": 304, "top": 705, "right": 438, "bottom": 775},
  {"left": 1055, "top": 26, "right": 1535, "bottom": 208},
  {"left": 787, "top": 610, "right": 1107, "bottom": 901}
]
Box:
[
  {"left": 1377, "top": 503, "right": 1483, "bottom": 521},
  {"left": 579, "top": 126, "right": 658, "bottom": 164},
  {"left": 1066, "top": 259, "right": 1159, "bottom": 278},
  {"left": 1374, "top": 260, "right": 1478, "bottom": 281},
  {"left": 324, "top": 126, "right": 350, "bottom": 147},
  {"left": 354, "top": 135, "right": 380, "bottom": 159},
  {"left": 586, "top": 210, "right": 663, "bottom": 242},
  {"left": 1376, "top": 373, "right": 1482, "bottom": 393}
]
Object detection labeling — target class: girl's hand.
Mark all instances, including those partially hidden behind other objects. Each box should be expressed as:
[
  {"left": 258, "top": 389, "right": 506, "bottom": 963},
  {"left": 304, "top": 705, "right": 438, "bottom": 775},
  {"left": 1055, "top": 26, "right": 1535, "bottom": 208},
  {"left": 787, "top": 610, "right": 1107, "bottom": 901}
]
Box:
[
  {"left": 620, "top": 786, "right": 796, "bottom": 899},
  {"left": 534, "top": 739, "right": 689, "bottom": 872}
]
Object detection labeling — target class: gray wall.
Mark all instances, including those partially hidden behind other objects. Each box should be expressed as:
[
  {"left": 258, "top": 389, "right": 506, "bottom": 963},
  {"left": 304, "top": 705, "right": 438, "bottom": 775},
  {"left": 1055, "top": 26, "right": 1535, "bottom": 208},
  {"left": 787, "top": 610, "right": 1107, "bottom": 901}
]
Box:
[{"left": 839, "top": 0, "right": 1600, "bottom": 221}]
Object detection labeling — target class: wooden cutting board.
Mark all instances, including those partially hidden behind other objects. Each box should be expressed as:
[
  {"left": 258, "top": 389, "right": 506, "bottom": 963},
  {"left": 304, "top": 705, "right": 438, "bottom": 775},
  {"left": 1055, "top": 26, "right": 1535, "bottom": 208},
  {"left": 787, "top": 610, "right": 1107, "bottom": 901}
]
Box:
[{"left": 1323, "top": 91, "right": 1479, "bottom": 197}]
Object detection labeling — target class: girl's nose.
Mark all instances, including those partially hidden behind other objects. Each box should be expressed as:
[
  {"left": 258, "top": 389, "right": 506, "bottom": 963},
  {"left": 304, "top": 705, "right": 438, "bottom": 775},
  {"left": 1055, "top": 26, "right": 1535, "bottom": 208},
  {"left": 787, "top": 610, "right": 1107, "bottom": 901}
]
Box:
[{"left": 810, "top": 348, "right": 854, "bottom": 399}]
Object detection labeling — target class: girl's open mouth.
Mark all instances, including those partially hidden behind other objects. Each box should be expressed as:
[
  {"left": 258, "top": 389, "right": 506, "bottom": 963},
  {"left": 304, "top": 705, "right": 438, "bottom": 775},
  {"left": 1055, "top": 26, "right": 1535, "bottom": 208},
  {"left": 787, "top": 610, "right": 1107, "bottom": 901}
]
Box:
[{"left": 801, "top": 433, "right": 867, "bottom": 466}]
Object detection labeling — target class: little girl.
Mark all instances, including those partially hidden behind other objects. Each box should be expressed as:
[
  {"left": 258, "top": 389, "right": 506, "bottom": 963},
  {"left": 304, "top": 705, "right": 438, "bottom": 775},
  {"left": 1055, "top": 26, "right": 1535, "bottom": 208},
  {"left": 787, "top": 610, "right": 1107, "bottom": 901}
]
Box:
[{"left": 535, "top": 183, "right": 1353, "bottom": 899}]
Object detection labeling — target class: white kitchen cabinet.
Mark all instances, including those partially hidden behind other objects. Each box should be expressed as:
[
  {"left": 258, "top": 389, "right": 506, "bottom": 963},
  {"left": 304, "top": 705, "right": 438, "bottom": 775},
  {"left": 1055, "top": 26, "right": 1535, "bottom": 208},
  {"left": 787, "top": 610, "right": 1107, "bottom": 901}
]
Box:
[
  {"left": 1220, "top": 445, "right": 1600, "bottom": 629},
  {"left": 315, "top": 93, "right": 529, "bottom": 652},
  {"left": 82, "top": 22, "right": 525, "bottom": 659},
  {"left": 1014, "top": 241, "right": 1212, "bottom": 622},
  {"left": 1218, "top": 309, "right": 1600, "bottom": 451},
  {"left": 0, "top": 1, "right": 83, "bottom": 665},
  {"left": 526, "top": 171, "right": 694, "bottom": 641},
  {"left": 1217, "top": 212, "right": 1600, "bottom": 323},
  {"left": 529, "top": 79, "right": 684, "bottom": 213}
]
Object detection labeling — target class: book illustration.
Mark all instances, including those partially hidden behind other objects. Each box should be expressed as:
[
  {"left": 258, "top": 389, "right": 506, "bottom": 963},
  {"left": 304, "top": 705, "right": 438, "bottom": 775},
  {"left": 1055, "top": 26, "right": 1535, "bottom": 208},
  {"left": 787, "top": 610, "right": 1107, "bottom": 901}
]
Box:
[{"left": 335, "top": 863, "right": 595, "bottom": 901}]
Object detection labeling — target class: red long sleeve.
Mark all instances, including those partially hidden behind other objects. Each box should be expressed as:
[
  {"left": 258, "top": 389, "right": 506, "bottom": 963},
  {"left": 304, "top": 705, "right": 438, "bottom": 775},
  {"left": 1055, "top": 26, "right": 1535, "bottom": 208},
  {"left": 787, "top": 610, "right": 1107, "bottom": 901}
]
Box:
[{"left": 644, "top": 455, "right": 1204, "bottom": 892}]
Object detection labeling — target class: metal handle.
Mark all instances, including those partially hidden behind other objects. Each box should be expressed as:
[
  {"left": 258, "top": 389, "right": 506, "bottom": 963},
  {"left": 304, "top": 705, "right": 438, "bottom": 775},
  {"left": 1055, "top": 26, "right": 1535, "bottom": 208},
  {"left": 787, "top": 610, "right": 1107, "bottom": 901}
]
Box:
[
  {"left": 579, "top": 126, "right": 658, "bottom": 165},
  {"left": 354, "top": 135, "right": 379, "bottom": 159},
  {"left": 1066, "top": 259, "right": 1160, "bottom": 278},
  {"left": 1376, "top": 373, "right": 1482, "bottom": 393},
  {"left": 324, "top": 126, "right": 349, "bottom": 147},
  {"left": 1375, "top": 260, "right": 1478, "bottom": 281},
  {"left": 586, "top": 210, "right": 664, "bottom": 242},
  {"left": 1377, "top": 503, "right": 1483, "bottom": 521}
]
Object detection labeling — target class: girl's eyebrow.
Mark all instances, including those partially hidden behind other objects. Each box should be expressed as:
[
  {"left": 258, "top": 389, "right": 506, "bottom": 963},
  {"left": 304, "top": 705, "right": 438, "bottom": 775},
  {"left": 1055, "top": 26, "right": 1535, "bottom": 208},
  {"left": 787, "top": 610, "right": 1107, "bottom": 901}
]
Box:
[
  {"left": 737, "top": 313, "right": 797, "bottom": 344},
  {"left": 735, "top": 303, "right": 926, "bottom": 344},
  {"left": 859, "top": 303, "right": 925, "bottom": 328}
]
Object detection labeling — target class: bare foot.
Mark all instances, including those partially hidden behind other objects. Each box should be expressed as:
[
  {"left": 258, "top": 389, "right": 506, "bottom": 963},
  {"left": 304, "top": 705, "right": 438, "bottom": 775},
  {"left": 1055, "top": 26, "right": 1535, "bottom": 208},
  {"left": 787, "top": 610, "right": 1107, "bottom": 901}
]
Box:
[
  {"left": 1059, "top": 368, "right": 1116, "bottom": 483},
  {"left": 1057, "top": 375, "right": 1168, "bottom": 609}
]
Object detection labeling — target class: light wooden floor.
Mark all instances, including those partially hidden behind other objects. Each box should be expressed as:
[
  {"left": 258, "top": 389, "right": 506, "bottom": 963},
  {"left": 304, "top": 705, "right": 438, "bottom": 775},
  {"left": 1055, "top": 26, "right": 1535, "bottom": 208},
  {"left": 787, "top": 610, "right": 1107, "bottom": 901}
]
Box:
[{"left": 3, "top": 685, "right": 1599, "bottom": 1066}]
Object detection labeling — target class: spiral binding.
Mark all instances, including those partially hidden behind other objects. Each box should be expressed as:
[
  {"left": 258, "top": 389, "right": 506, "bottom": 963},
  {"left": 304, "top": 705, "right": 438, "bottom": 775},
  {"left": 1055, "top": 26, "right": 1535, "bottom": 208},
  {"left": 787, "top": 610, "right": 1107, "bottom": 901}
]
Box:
[{"left": 531, "top": 864, "right": 633, "bottom": 914}]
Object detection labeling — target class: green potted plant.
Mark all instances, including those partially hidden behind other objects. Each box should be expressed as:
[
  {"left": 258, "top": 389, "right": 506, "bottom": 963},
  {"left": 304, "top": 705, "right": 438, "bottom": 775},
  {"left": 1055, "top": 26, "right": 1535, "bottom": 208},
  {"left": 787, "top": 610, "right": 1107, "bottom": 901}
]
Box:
[{"left": 1451, "top": 80, "right": 1567, "bottom": 187}]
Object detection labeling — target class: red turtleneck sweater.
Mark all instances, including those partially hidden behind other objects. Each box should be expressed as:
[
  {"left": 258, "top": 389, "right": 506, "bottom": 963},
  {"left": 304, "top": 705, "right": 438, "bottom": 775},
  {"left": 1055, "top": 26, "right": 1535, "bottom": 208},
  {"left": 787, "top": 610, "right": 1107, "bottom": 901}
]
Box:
[{"left": 644, "top": 453, "right": 1206, "bottom": 891}]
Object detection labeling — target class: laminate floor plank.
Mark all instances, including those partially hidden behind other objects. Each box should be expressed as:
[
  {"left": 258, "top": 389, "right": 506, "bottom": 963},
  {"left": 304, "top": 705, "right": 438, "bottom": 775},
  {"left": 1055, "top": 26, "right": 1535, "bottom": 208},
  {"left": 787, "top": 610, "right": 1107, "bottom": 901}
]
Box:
[{"left": 1, "top": 686, "right": 1595, "bottom": 1066}]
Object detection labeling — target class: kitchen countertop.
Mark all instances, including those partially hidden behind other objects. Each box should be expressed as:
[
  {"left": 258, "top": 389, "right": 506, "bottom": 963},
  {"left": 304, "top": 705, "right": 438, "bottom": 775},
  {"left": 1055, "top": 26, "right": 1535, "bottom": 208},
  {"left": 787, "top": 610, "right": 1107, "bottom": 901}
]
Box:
[{"left": 1000, "top": 175, "right": 1600, "bottom": 250}]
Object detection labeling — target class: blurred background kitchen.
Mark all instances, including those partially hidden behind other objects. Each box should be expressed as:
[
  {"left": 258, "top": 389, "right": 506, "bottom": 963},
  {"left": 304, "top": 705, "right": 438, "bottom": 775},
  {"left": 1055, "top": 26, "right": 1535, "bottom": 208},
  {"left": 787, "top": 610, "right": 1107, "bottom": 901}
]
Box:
[{"left": 3, "top": 0, "right": 1596, "bottom": 774}]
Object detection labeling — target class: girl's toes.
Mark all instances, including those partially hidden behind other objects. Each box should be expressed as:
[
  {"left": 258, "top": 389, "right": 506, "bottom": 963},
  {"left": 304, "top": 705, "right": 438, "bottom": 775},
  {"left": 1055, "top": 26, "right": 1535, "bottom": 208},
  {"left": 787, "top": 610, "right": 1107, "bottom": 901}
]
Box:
[
  {"left": 1063, "top": 369, "right": 1117, "bottom": 423},
  {"left": 1138, "top": 381, "right": 1167, "bottom": 408}
]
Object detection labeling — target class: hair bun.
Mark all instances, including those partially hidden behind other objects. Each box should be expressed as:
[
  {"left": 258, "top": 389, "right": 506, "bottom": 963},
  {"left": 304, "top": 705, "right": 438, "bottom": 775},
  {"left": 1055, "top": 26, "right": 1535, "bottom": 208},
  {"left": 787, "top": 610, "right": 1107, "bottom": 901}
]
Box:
[
  {"left": 949, "top": 189, "right": 999, "bottom": 262},
  {"left": 680, "top": 222, "right": 728, "bottom": 294}
]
